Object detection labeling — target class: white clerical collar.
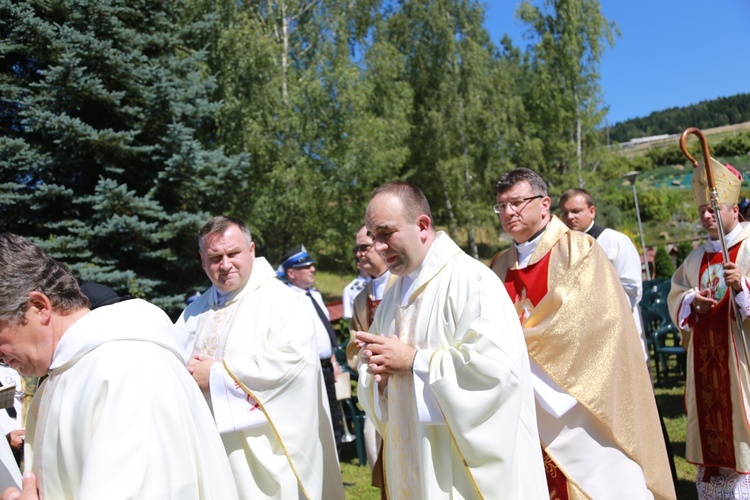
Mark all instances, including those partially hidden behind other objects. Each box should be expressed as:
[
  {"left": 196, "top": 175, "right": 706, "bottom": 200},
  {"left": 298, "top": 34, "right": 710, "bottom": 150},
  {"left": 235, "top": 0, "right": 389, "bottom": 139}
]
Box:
[
  {"left": 371, "top": 270, "right": 390, "bottom": 300},
  {"left": 400, "top": 241, "right": 436, "bottom": 305},
  {"left": 584, "top": 220, "right": 595, "bottom": 233},
  {"left": 709, "top": 223, "right": 742, "bottom": 252},
  {"left": 514, "top": 226, "right": 547, "bottom": 269}
]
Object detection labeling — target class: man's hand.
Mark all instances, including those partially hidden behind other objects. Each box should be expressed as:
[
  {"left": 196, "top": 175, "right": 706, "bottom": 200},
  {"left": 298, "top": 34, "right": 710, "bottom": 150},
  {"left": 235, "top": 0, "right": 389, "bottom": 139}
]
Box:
[
  {"left": 2, "top": 472, "right": 39, "bottom": 500},
  {"left": 332, "top": 356, "right": 342, "bottom": 382},
  {"left": 693, "top": 288, "right": 718, "bottom": 315},
  {"left": 724, "top": 262, "right": 745, "bottom": 293},
  {"left": 355, "top": 331, "right": 417, "bottom": 382},
  {"left": 187, "top": 354, "right": 216, "bottom": 392},
  {"left": 6, "top": 429, "right": 23, "bottom": 451}
]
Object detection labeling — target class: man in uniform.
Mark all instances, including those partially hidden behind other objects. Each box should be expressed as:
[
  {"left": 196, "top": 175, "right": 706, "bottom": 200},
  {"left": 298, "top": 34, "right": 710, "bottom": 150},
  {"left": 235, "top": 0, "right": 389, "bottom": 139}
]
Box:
[
  {"left": 279, "top": 245, "right": 345, "bottom": 456},
  {"left": 177, "top": 217, "right": 343, "bottom": 500},
  {"left": 354, "top": 181, "right": 546, "bottom": 499},
  {"left": 668, "top": 160, "right": 750, "bottom": 498},
  {"left": 0, "top": 233, "right": 237, "bottom": 499},
  {"left": 559, "top": 188, "right": 648, "bottom": 360},
  {"left": 490, "top": 168, "right": 675, "bottom": 499}
]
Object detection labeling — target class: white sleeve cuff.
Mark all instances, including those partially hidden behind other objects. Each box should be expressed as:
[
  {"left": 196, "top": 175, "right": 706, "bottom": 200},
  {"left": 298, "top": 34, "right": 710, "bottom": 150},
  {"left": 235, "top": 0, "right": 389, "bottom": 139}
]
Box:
[
  {"left": 735, "top": 279, "right": 750, "bottom": 320},
  {"left": 209, "top": 362, "right": 267, "bottom": 434},
  {"left": 411, "top": 349, "right": 444, "bottom": 425},
  {"left": 678, "top": 292, "right": 696, "bottom": 329}
]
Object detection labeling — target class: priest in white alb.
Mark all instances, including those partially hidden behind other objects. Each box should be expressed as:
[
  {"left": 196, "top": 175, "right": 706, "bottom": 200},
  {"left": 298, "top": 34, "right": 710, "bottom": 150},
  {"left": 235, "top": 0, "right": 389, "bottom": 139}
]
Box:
[
  {"left": 176, "top": 216, "right": 343, "bottom": 500},
  {"left": 0, "top": 233, "right": 237, "bottom": 500},
  {"left": 354, "top": 182, "right": 546, "bottom": 499}
]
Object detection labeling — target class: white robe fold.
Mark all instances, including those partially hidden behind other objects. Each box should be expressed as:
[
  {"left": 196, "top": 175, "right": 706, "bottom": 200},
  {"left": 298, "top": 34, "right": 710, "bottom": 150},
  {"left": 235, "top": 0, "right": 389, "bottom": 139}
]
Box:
[
  {"left": 358, "top": 232, "right": 546, "bottom": 499},
  {"left": 27, "top": 299, "right": 238, "bottom": 499}
]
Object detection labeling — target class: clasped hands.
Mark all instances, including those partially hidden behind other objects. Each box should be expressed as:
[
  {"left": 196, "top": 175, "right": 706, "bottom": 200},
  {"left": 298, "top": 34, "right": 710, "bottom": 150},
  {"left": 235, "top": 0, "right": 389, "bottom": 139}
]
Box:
[
  {"left": 187, "top": 354, "right": 216, "bottom": 392},
  {"left": 355, "top": 332, "right": 417, "bottom": 387}
]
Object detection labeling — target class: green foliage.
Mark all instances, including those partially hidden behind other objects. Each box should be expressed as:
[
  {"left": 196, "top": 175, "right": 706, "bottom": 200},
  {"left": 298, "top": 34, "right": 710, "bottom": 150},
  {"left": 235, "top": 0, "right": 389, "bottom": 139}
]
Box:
[
  {"left": 675, "top": 242, "right": 694, "bottom": 269},
  {"left": 610, "top": 92, "right": 750, "bottom": 143},
  {"left": 515, "top": 0, "right": 617, "bottom": 187},
  {"left": 0, "top": 0, "right": 247, "bottom": 315},
  {"left": 653, "top": 245, "right": 674, "bottom": 278},
  {"left": 713, "top": 132, "right": 750, "bottom": 157}
]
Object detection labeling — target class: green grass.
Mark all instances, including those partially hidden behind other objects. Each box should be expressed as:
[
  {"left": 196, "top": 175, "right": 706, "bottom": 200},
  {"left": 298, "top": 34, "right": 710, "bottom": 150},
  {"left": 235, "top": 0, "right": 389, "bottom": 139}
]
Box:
[
  {"left": 656, "top": 380, "right": 697, "bottom": 499},
  {"left": 341, "top": 460, "right": 380, "bottom": 499},
  {"left": 315, "top": 270, "right": 354, "bottom": 302}
]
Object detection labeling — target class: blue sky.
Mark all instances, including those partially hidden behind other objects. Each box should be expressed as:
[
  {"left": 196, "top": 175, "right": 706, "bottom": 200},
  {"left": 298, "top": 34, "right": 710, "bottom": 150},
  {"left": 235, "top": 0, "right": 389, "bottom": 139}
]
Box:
[{"left": 483, "top": 0, "right": 750, "bottom": 125}]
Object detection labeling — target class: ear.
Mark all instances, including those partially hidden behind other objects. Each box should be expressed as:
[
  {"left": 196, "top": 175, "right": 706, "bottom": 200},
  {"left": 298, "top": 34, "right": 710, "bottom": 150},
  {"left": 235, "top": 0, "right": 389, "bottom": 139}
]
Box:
[
  {"left": 416, "top": 214, "right": 432, "bottom": 232},
  {"left": 26, "top": 291, "right": 53, "bottom": 326},
  {"left": 541, "top": 196, "right": 552, "bottom": 215},
  {"left": 248, "top": 241, "right": 256, "bottom": 256},
  {"left": 590, "top": 204, "right": 597, "bottom": 217},
  {"left": 416, "top": 214, "right": 432, "bottom": 241}
]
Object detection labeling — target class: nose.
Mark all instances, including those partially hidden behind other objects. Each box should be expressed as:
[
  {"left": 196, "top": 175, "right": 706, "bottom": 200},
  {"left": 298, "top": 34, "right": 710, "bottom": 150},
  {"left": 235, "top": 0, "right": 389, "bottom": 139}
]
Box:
[
  {"left": 219, "top": 255, "right": 232, "bottom": 269},
  {"left": 373, "top": 239, "right": 388, "bottom": 252}
]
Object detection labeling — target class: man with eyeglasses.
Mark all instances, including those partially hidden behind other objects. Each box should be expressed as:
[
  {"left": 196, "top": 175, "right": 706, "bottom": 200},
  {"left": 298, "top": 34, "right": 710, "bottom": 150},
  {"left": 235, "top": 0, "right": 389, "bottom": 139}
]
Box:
[
  {"left": 345, "top": 224, "right": 396, "bottom": 495},
  {"left": 177, "top": 217, "right": 344, "bottom": 499},
  {"left": 490, "top": 168, "right": 675, "bottom": 499},
  {"left": 342, "top": 226, "right": 372, "bottom": 322},
  {"left": 558, "top": 188, "right": 648, "bottom": 361},
  {"left": 279, "top": 245, "right": 345, "bottom": 457},
  {"left": 354, "top": 181, "right": 546, "bottom": 499}
]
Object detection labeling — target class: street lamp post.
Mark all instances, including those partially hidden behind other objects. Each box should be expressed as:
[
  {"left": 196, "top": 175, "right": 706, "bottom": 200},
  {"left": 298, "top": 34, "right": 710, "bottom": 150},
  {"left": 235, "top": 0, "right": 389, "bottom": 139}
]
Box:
[{"left": 624, "top": 171, "right": 652, "bottom": 281}]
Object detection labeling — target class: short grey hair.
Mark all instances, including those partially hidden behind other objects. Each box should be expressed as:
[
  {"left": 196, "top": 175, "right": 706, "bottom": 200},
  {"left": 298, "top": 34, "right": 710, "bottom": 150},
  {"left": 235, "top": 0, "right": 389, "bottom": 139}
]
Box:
[
  {"left": 494, "top": 168, "right": 549, "bottom": 197},
  {"left": 0, "top": 233, "right": 89, "bottom": 323},
  {"left": 198, "top": 216, "right": 252, "bottom": 252}
]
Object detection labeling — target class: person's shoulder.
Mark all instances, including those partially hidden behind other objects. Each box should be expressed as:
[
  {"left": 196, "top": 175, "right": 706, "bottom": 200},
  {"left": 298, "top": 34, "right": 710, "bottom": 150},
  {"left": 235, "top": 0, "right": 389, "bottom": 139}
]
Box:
[
  {"left": 600, "top": 227, "right": 633, "bottom": 244},
  {"left": 489, "top": 247, "right": 512, "bottom": 270},
  {"left": 452, "top": 252, "right": 503, "bottom": 283}
]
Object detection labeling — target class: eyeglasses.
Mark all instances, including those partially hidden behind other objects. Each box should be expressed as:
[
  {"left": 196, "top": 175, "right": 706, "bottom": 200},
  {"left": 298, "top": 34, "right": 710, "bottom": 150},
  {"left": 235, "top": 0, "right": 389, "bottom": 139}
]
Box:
[
  {"left": 353, "top": 243, "right": 373, "bottom": 254},
  {"left": 493, "top": 195, "right": 543, "bottom": 214}
]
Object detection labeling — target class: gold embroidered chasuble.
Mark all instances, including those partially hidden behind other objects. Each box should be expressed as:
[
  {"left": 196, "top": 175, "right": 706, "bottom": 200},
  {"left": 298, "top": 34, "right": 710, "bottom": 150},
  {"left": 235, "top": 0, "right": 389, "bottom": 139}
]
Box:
[
  {"left": 491, "top": 216, "right": 675, "bottom": 500},
  {"left": 668, "top": 222, "right": 750, "bottom": 472},
  {"left": 177, "top": 257, "right": 344, "bottom": 500},
  {"left": 358, "top": 232, "right": 547, "bottom": 500}
]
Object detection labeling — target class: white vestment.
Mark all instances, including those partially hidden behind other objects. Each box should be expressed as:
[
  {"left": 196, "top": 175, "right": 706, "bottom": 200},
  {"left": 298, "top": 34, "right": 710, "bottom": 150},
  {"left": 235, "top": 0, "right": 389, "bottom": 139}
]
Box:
[
  {"left": 26, "top": 299, "right": 238, "bottom": 499},
  {"left": 176, "top": 258, "right": 344, "bottom": 500},
  {"left": 358, "top": 232, "right": 546, "bottom": 499},
  {"left": 0, "top": 365, "right": 23, "bottom": 491},
  {"left": 596, "top": 227, "right": 648, "bottom": 361}
]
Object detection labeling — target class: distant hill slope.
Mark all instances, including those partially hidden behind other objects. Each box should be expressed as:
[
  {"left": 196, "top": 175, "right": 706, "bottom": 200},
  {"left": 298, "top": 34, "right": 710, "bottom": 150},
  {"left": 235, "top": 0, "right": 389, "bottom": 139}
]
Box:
[{"left": 610, "top": 93, "right": 750, "bottom": 143}]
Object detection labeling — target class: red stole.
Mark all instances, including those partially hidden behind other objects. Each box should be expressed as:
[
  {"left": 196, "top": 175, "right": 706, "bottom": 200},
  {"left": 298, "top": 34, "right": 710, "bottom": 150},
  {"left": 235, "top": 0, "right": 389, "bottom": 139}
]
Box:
[
  {"left": 366, "top": 296, "right": 382, "bottom": 327},
  {"left": 693, "top": 244, "right": 741, "bottom": 470},
  {"left": 504, "top": 253, "right": 568, "bottom": 499}
]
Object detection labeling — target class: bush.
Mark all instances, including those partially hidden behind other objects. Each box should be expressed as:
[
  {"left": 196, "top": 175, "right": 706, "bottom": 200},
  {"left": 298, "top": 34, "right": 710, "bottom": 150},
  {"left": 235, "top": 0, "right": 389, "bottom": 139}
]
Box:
[{"left": 654, "top": 245, "right": 675, "bottom": 278}]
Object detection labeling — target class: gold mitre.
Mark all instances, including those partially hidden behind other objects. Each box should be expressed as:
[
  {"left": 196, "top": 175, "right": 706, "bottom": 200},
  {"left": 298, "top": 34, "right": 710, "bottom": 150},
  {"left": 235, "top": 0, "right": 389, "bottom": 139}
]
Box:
[{"left": 692, "top": 157, "right": 742, "bottom": 206}]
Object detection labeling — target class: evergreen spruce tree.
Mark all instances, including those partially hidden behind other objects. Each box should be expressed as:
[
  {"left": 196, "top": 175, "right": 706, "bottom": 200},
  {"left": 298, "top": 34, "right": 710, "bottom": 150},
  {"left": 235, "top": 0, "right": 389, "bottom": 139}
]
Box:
[
  {"left": 654, "top": 245, "right": 675, "bottom": 279},
  {"left": 0, "top": 0, "right": 247, "bottom": 315}
]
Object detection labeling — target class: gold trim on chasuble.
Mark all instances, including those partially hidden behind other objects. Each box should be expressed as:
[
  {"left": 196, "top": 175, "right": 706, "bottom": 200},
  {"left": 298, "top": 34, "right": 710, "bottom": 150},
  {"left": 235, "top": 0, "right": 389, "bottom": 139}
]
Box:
[{"left": 223, "top": 361, "right": 311, "bottom": 500}]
